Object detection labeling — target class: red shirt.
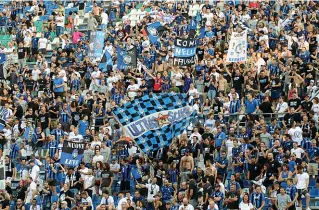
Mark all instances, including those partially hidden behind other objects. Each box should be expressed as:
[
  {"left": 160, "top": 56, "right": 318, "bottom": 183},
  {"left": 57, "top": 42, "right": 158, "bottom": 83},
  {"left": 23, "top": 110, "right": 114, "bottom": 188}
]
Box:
[{"left": 154, "top": 78, "right": 162, "bottom": 91}]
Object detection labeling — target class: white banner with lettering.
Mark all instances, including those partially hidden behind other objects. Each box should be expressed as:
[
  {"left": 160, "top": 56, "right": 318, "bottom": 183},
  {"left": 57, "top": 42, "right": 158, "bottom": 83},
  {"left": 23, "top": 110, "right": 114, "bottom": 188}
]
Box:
[{"left": 226, "top": 30, "right": 247, "bottom": 62}]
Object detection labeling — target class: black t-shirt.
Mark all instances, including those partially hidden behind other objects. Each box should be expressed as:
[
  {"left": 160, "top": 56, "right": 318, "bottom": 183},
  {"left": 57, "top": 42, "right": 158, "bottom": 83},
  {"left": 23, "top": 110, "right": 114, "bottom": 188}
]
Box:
[
  {"left": 225, "top": 191, "right": 240, "bottom": 209},
  {"left": 16, "top": 186, "right": 27, "bottom": 200},
  {"left": 268, "top": 160, "right": 281, "bottom": 175},
  {"left": 191, "top": 143, "right": 201, "bottom": 158},
  {"left": 248, "top": 163, "right": 261, "bottom": 181},
  {"left": 189, "top": 179, "right": 198, "bottom": 200},
  {"left": 203, "top": 183, "right": 212, "bottom": 199},
  {"left": 284, "top": 113, "right": 302, "bottom": 125},
  {"left": 14, "top": 105, "right": 24, "bottom": 119},
  {"left": 196, "top": 47, "right": 204, "bottom": 61},
  {"left": 38, "top": 113, "right": 50, "bottom": 129},
  {"left": 271, "top": 78, "right": 281, "bottom": 91},
  {"left": 77, "top": 66, "right": 87, "bottom": 78},
  {"left": 59, "top": 190, "right": 74, "bottom": 208},
  {"left": 18, "top": 47, "right": 26, "bottom": 59},
  {"left": 288, "top": 98, "right": 301, "bottom": 109},
  {"left": 49, "top": 105, "right": 59, "bottom": 119},
  {"left": 26, "top": 79, "right": 35, "bottom": 91},
  {"left": 232, "top": 73, "right": 243, "bottom": 90},
  {"left": 0, "top": 199, "right": 9, "bottom": 209},
  {"left": 302, "top": 101, "right": 313, "bottom": 112},
  {"left": 38, "top": 79, "right": 46, "bottom": 91},
  {"left": 5, "top": 161, "right": 15, "bottom": 177},
  {"left": 101, "top": 171, "right": 114, "bottom": 187},
  {"left": 259, "top": 76, "right": 269, "bottom": 92}
]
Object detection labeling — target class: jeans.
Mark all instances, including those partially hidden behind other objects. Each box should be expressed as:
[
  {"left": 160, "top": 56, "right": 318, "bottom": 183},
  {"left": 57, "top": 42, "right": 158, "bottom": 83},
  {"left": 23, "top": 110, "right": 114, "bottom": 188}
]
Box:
[
  {"left": 56, "top": 26, "right": 64, "bottom": 37},
  {"left": 207, "top": 89, "right": 216, "bottom": 101}
]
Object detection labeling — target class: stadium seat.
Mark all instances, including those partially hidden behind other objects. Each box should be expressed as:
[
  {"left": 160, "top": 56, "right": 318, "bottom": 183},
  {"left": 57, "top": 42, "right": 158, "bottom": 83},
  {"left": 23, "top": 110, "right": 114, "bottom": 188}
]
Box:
[
  {"left": 51, "top": 195, "right": 59, "bottom": 203},
  {"left": 310, "top": 178, "right": 316, "bottom": 188},
  {"left": 85, "top": 6, "right": 92, "bottom": 13},
  {"left": 310, "top": 188, "right": 319, "bottom": 198}
]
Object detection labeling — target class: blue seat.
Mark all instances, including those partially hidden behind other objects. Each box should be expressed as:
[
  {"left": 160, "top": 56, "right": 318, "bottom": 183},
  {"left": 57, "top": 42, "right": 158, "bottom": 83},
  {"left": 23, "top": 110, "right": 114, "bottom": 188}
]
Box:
[
  {"left": 302, "top": 197, "right": 306, "bottom": 208},
  {"left": 51, "top": 195, "right": 59, "bottom": 203},
  {"left": 92, "top": 194, "right": 101, "bottom": 204},
  {"left": 309, "top": 178, "right": 316, "bottom": 187},
  {"left": 310, "top": 188, "right": 319, "bottom": 198},
  {"left": 85, "top": 7, "right": 92, "bottom": 13}
]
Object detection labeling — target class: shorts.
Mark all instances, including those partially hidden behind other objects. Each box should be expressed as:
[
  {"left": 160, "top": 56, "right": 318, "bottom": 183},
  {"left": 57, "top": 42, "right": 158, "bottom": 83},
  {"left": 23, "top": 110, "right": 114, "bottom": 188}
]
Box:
[
  {"left": 31, "top": 48, "right": 38, "bottom": 55},
  {"left": 297, "top": 189, "right": 308, "bottom": 201}
]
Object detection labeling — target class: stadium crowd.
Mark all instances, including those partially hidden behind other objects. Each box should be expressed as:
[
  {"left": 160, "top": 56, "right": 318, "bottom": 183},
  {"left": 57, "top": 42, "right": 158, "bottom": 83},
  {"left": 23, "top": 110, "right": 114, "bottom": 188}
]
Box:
[{"left": 0, "top": 0, "right": 319, "bottom": 210}]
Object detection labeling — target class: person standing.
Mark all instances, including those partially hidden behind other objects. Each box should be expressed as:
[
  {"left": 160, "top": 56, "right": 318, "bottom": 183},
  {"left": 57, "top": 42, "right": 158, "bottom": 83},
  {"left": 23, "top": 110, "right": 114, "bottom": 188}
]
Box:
[
  {"left": 276, "top": 187, "right": 292, "bottom": 210},
  {"left": 224, "top": 184, "right": 240, "bottom": 210},
  {"left": 294, "top": 166, "right": 311, "bottom": 210}
]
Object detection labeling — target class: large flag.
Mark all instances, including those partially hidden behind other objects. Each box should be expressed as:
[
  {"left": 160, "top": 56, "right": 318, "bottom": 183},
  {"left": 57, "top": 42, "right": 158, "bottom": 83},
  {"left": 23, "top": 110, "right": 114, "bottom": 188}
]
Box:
[
  {"left": 88, "top": 31, "right": 105, "bottom": 59},
  {"left": 0, "top": 107, "right": 8, "bottom": 132},
  {"left": 173, "top": 38, "right": 197, "bottom": 66},
  {"left": 113, "top": 93, "right": 196, "bottom": 153},
  {"left": 59, "top": 140, "right": 86, "bottom": 167},
  {"left": 117, "top": 46, "right": 137, "bottom": 70},
  {"left": 99, "top": 49, "right": 113, "bottom": 71},
  {"left": 226, "top": 30, "right": 247, "bottom": 62},
  {"left": 146, "top": 22, "right": 166, "bottom": 44}
]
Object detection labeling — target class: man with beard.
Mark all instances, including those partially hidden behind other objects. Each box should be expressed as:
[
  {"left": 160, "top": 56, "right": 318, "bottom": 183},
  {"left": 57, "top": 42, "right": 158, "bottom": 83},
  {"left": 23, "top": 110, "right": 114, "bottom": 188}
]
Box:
[{"left": 267, "top": 153, "right": 282, "bottom": 176}]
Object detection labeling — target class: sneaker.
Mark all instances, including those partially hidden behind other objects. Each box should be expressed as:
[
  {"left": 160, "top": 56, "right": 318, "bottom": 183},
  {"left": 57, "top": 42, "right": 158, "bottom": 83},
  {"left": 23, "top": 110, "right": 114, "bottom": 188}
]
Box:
[{"left": 306, "top": 207, "right": 311, "bottom": 210}]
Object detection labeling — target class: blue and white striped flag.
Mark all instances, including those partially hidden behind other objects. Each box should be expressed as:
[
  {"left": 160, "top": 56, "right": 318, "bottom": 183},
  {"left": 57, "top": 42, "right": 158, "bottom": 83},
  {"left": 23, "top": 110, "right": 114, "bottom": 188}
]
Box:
[{"left": 113, "top": 93, "right": 196, "bottom": 153}]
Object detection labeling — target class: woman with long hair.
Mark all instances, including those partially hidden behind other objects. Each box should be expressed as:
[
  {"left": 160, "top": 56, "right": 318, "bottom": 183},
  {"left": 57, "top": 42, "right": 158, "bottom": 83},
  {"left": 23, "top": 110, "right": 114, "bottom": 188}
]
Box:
[
  {"left": 94, "top": 161, "right": 103, "bottom": 195},
  {"left": 239, "top": 193, "right": 254, "bottom": 210}
]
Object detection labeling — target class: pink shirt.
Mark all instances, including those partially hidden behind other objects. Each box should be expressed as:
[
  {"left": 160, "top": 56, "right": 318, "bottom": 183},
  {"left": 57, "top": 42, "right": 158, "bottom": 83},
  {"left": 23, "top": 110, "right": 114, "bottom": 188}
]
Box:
[{"left": 72, "top": 32, "right": 82, "bottom": 44}]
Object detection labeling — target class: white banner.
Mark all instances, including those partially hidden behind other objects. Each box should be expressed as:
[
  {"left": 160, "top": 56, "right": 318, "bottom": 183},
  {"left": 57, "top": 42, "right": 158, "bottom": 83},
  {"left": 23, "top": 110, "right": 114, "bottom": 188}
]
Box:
[{"left": 226, "top": 30, "right": 247, "bottom": 62}]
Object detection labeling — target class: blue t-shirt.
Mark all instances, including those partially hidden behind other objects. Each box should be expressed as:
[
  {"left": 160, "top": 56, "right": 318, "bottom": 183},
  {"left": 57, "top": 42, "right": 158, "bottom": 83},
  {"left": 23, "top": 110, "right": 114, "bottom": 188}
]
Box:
[
  {"left": 53, "top": 78, "right": 64, "bottom": 92},
  {"left": 245, "top": 99, "right": 259, "bottom": 114}
]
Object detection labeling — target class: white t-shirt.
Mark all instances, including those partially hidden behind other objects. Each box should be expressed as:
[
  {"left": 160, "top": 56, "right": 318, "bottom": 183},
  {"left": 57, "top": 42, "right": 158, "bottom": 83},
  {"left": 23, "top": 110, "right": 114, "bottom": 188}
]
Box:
[
  {"left": 226, "top": 139, "right": 234, "bottom": 157},
  {"left": 26, "top": 181, "right": 37, "bottom": 203},
  {"left": 146, "top": 183, "right": 160, "bottom": 202},
  {"left": 32, "top": 69, "right": 41, "bottom": 81},
  {"left": 312, "top": 103, "right": 319, "bottom": 114},
  {"left": 38, "top": 38, "right": 48, "bottom": 49},
  {"left": 179, "top": 204, "right": 194, "bottom": 210},
  {"left": 291, "top": 147, "right": 304, "bottom": 159},
  {"left": 239, "top": 202, "right": 254, "bottom": 210},
  {"left": 128, "top": 146, "right": 138, "bottom": 156},
  {"left": 296, "top": 172, "right": 309, "bottom": 190},
  {"left": 30, "top": 165, "right": 40, "bottom": 181},
  {"left": 81, "top": 196, "right": 93, "bottom": 208},
  {"left": 127, "top": 84, "right": 139, "bottom": 98},
  {"left": 92, "top": 155, "right": 104, "bottom": 164},
  {"left": 69, "top": 134, "right": 84, "bottom": 142},
  {"left": 288, "top": 127, "right": 303, "bottom": 145},
  {"left": 117, "top": 197, "right": 127, "bottom": 210},
  {"left": 100, "top": 196, "right": 114, "bottom": 205},
  {"left": 79, "top": 167, "right": 89, "bottom": 179},
  {"left": 56, "top": 16, "right": 65, "bottom": 27},
  {"left": 276, "top": 102, "right": 288, "bottom": 118}
]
